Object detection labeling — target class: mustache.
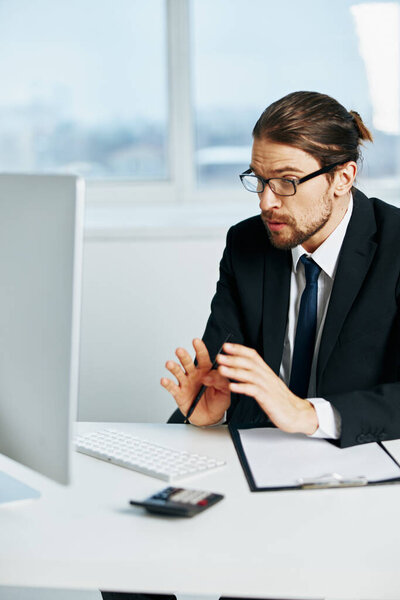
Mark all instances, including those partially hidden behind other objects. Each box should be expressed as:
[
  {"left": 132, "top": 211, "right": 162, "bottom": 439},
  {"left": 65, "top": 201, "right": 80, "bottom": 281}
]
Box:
[{"left": 261, "top": 211, "right": 294, "bottom": 225}]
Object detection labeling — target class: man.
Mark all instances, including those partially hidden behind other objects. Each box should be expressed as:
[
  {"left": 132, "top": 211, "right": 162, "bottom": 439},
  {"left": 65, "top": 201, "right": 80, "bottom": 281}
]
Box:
[
  {"left": 163, "top": 90, "right": 400, "bottom": 446},
  {"left": 102, "top": 91, "right": 400, "bottom": 600}
]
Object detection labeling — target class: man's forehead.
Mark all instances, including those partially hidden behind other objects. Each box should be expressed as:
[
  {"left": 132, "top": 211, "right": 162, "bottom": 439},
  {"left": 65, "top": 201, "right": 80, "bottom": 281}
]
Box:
[
  {"left": 249, "top": 161, "right": 305, "bottom": 176},
  {"left": 250, "top": 139, "right": 318, "bottom": 174}
]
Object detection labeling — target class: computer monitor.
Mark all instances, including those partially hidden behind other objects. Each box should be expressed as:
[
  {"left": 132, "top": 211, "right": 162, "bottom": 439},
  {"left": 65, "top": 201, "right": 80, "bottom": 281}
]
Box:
[{"left": 0, "top": 174, "right": 84, "bottom": 504}]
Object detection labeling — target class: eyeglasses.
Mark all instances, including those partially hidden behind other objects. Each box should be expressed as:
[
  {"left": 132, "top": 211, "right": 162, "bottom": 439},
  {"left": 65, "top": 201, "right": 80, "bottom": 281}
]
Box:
[{"left": 239, "top": 162, "right": 343, "bottom": 196}]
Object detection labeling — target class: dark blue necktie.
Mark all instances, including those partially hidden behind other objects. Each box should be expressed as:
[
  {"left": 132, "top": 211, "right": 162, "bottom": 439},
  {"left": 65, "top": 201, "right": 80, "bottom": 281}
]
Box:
[{"left": 289, "top": 255, "right": 321, "bottom": 398}]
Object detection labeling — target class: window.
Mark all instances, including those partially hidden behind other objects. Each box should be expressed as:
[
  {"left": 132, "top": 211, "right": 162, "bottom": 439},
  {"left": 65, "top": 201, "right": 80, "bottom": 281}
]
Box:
[
  {"left": 191, "top": 0, "right": 400, "bottom": 201},
  {"left": 0, "top": 0, "right": 168, "bottom": 180},
  {"left": 0, "top": 0, "right": 399, "bottom": 209}
]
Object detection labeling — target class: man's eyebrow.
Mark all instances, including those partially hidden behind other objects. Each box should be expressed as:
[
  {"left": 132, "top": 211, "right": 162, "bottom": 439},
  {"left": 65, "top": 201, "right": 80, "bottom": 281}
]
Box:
[
  {"left": 249, "top": 164, "right": 304, "bottom": 176},
  {"left": 273, "top": 166, "right": 304, "bottom": 176}
]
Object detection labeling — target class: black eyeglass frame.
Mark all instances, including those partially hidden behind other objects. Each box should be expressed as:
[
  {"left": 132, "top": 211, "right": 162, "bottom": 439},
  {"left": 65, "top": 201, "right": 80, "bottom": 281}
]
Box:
[{"left": 239, "top": 161, "right": 344, "bottom": 196}]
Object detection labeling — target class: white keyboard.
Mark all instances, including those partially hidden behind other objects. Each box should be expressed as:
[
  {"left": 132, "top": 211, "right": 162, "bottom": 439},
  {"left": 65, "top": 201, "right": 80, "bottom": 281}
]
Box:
[{"left": 74, "top": 429, "right": 226, "bottom": 482}]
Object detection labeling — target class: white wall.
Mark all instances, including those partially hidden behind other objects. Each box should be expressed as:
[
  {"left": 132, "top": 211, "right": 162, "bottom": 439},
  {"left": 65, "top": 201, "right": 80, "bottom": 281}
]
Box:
[{"left": 78, "top": 233, "right": 227, "bottom": 424}]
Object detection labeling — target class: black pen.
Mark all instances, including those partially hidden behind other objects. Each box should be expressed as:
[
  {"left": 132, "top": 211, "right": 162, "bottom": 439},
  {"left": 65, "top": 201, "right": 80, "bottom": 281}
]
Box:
[{"left": 184, "top": 332, "right": 233, "bottom": 424}]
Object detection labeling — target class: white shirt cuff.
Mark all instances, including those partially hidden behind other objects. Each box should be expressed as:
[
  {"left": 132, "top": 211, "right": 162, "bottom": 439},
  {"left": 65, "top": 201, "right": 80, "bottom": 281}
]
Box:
[
  {"left": 189, "top": 411, "right": 227, "bottom": 427},
  {"left": 307, "top": 397, "right": 341, "bottom": 439}
]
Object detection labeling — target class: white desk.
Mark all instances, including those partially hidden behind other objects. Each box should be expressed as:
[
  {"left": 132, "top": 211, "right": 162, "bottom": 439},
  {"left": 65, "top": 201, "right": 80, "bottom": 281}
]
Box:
[{"left": 1, "top": 422, "right": 400, "bottom": 600}]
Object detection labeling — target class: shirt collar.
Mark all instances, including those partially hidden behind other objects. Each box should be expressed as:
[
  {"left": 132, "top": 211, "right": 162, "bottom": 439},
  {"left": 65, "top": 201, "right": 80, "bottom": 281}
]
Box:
[{"left": 291, "top": 192, "right": 353, "bottom": 279}]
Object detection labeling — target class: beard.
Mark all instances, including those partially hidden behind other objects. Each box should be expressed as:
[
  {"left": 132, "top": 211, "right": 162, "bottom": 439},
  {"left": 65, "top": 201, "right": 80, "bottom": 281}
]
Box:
[{"left": 261, "top": 190, "right": 333, "bottom": 250}]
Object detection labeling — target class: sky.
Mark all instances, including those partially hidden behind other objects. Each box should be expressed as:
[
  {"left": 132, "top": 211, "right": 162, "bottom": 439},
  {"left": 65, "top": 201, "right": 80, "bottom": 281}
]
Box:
[
  {"left": 0, "top": 0, "right": 397, "bottom": 125},
  {"left": 0, "top": 0, "right": 167, "bottom": 123}
]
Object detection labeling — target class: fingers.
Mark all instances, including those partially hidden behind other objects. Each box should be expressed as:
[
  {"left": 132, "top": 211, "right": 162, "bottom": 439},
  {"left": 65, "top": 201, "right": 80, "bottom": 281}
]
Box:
[
  {"left": 216, "top": 352, "right": 263, "bottom": 374},
  {"left": 193, "top": 338, "right": 212, "bottom": 369},
  {"left": 218, "top": 363, "right": 260, "bottom": 385},
  {"left": 160, "top": 376, "right": 191, "bottom": 414},
  {"left": 160, "top": 377, "right": 180, "bottom": 399},
  {"left": 228, "top": 381, "right": 258, "bottom": 397},
  {"left": 222, "top": 343, "right": 264, "bottom": 362},
  {"left": 216, "top": 344, "right": 269, "bottom": 383},
  {"left": 175, "top": 347, "right": 195, "bottom": 375},
  {"left": 202, "top": 368, "right": 230, "bottom": 392},
  {"left": 221, "top": 343, "right": 271, "bottom": 370},
  {"left": 165, "top": 360, "right": 186, "bottom": 386}
]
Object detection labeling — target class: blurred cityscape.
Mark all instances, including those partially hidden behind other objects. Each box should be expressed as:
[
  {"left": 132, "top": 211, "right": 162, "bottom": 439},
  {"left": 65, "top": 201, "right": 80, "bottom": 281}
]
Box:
[
  {"left": 0, "top": 100, "right": 168, "bottom": 180},
  {"left": 0, "top": 100, "right": 398, "bottom": 189}
]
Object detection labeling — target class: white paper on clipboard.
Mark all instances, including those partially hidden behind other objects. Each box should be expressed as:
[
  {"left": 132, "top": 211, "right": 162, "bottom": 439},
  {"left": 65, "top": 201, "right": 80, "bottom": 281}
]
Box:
[{"left": 236, "top": 428, "right": 400, "bottom": 489}]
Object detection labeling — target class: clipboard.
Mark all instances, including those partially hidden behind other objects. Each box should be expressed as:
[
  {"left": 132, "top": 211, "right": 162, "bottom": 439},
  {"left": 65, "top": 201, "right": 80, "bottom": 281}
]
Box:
[{"left": 229, "top": 425, "right": 400, "bottom": 492}]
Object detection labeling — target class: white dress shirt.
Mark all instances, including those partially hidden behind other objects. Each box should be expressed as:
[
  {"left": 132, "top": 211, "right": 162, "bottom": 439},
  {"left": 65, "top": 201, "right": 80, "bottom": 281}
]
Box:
[{"left": 280, "top": 194, "right": 353, "bottom": 438}]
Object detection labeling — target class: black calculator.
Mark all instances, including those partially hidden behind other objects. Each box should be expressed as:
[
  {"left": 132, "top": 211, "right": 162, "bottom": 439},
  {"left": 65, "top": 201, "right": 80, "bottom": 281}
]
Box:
[{"left": 129, "top": 486, "right": 224, "bottom": 517}]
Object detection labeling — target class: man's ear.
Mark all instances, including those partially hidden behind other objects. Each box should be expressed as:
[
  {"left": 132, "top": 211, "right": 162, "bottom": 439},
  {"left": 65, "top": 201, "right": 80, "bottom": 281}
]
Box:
[{"left": 333, "top": 161, "right": 357, "bottom": 197}]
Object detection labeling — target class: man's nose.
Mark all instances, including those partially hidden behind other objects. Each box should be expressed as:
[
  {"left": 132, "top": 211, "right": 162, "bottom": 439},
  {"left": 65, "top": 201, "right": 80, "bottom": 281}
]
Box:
[{"left": 258, "top": 185, "right": 282, "bottom": 211}]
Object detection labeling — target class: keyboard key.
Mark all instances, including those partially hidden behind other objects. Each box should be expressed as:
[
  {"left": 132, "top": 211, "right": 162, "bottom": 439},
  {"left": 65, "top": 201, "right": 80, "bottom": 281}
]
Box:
[{"left": 75, "top": 429, "right": 226, "bottom": 482}]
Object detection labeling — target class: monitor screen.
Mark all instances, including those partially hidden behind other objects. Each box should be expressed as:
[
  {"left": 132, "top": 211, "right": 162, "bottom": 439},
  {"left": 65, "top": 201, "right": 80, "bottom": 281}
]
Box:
[{"left": 0, "top": 174, "right": 84, "bottom": 502}]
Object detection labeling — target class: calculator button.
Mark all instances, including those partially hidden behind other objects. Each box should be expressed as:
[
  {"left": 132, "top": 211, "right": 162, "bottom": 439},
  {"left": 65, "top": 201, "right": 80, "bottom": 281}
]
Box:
[
  {"left": 198, "top": 499, "right": 208, "bottom": 506},
  {"left": 170, "top": 491, "right": 188, "bottom": 502}
]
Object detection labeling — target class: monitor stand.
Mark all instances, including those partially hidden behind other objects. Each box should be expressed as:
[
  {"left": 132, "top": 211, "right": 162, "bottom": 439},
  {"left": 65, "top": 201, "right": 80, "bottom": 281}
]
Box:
[{"left": 0, "top": 470, "right": 40, "bottom": 505}]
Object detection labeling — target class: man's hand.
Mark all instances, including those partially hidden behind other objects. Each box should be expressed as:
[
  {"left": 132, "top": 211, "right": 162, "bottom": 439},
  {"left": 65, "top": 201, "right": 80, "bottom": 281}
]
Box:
[
  {"left": 216, "top": 343, "right": 318, "bottom": 435},
  {"left": 161, "top": 338, "right": 231, "bottom": 426}
]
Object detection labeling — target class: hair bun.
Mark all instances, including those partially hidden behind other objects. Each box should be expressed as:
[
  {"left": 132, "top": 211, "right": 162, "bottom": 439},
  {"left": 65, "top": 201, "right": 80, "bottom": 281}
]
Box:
[{"left": 349, "top": 110, "right": 373, "bottom": 142}]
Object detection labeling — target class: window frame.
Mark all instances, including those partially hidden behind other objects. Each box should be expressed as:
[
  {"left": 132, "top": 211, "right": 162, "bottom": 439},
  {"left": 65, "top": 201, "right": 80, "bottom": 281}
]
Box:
[
  {"left": 85, "top": 0, "right": 400, "bottom": 231},
  {"left": 86, "top": 0, "right": 248, "bottom": 210}
]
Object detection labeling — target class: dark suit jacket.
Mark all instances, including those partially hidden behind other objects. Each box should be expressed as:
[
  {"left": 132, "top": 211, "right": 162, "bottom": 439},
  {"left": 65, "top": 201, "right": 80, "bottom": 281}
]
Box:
[{"left": 170, "top": 189, "right": 400, "bottom": 448}]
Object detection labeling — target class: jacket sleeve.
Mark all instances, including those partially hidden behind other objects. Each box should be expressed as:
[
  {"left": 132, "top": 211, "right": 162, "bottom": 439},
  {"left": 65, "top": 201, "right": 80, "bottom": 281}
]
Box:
[
  {"left": 201, "top": 226, "right": 251, "bottom": 424},
  {"left": 202, "top": 226, "right": 246, "bottom": 360},
  {"left": 326, "top": 380, "right": 400, "bottom": 447},
  {"left": 326, "top": 286, "right": 400, "bottom": 448}
]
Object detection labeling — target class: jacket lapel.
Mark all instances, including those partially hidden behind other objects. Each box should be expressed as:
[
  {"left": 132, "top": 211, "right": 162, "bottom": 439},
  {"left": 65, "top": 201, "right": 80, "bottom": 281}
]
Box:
[
  {"left": 262, "top": 243, "right": 291, "bottom": 375},
  {"left": 316, "top": 189, "right": 377, "bottom": 389}
]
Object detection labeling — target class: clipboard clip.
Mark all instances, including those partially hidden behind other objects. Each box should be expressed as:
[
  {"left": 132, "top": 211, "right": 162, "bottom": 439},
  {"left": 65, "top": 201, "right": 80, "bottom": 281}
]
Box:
[{"left": 297, "top": 472, "right": 368, "bottom": 489}]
